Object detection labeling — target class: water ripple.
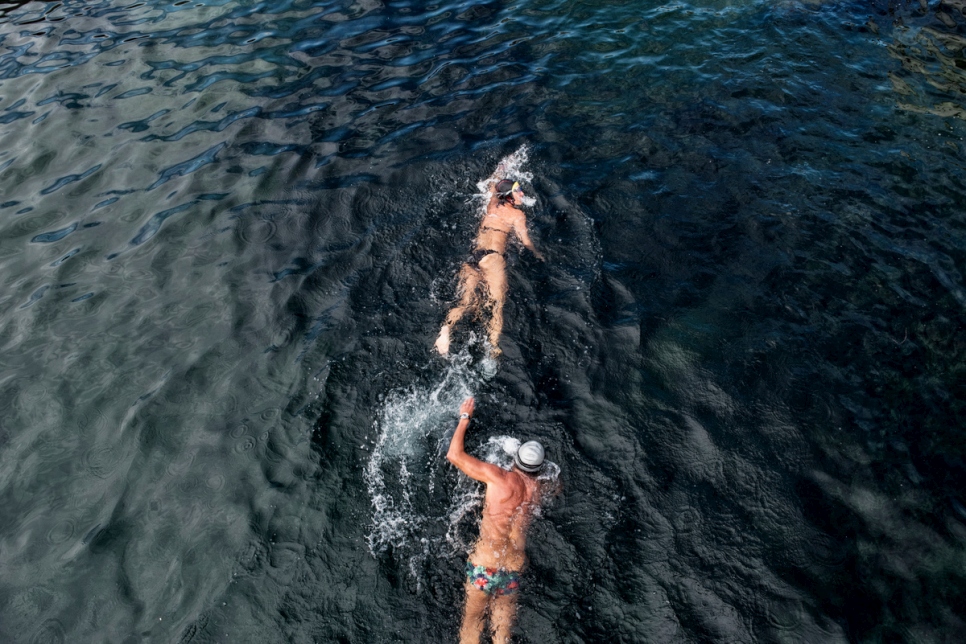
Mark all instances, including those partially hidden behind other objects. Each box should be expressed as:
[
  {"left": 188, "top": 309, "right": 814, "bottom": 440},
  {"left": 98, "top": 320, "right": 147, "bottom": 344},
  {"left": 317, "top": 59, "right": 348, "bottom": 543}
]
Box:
[{"left": 0, "top": 0, "right": 964, "bottom": 642}]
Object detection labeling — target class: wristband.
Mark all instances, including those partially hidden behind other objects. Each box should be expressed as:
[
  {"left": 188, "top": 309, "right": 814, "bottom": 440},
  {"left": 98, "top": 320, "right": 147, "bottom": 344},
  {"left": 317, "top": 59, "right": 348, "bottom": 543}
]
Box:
[{"left": 460, "top": 412, "right": 469, "bottom": 419}]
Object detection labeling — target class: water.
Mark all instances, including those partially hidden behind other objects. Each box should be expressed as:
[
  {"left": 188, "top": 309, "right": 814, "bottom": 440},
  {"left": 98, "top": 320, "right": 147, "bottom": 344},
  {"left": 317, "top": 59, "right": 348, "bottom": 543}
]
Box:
[{"left": 0, "top": 0, "right": 964, "bottom": 641}]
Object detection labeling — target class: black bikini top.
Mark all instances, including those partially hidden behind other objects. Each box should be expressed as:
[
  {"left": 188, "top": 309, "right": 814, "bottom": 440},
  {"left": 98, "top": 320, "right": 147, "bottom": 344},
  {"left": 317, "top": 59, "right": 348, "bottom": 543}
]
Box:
[{"left": 481, "top": 224, "right": 511, "bottom": 235}]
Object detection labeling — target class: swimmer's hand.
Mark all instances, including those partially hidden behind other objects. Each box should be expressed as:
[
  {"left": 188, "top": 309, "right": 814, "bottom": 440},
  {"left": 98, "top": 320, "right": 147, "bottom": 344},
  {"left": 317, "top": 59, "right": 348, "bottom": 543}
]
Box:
[
  {"left": 459, "top": 397, "right": 475, "bottom": 421},
  {"left": 533, "top": 250, "right": 546, "bottom": 262}
]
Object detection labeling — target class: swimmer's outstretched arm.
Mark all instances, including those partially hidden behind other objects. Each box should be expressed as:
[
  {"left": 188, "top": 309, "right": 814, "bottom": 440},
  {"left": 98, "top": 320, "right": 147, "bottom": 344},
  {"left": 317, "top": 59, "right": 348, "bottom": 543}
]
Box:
[
  {"left": 512, "top": 215, "right": 545, "bottom": 261},
  {"left": 447, "top": 397, "right": 507, "bottom": 485}
]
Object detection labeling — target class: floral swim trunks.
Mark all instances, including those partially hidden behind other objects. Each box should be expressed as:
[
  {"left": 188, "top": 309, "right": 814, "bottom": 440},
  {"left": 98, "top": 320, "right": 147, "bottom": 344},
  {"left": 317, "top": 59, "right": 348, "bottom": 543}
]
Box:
[{"left": 465, "top": 561, "right": 521, "bottom": 596}]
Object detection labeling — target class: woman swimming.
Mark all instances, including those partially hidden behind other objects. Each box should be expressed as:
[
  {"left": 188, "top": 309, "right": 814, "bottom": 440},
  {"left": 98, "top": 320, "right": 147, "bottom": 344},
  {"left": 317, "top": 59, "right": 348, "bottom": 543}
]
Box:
[{"left": 434, "top": 168, "right": 544, "bottom": 359}]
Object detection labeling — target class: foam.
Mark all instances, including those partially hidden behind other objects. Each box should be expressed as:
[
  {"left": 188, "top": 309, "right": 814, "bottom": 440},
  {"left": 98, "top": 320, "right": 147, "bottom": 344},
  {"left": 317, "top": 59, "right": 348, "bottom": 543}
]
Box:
[{"left": 364, "top": 350, "right": 478, "bottom": 556}]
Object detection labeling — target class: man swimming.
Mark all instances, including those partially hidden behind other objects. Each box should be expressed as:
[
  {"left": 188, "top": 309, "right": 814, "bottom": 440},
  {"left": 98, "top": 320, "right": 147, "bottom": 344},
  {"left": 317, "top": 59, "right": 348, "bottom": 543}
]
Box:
[
  {"left": 446, "top": 396, "right": 550, "bottom": 644},
  {"left": 434, "top": 166, "right": 544, "bottom": 359}
]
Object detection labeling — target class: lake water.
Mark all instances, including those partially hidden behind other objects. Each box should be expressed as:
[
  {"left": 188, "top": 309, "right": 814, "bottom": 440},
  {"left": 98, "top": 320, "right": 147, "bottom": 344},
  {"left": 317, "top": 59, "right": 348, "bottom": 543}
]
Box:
[{"left": 1, "top": 0, "right": 964, "bottom": 641}]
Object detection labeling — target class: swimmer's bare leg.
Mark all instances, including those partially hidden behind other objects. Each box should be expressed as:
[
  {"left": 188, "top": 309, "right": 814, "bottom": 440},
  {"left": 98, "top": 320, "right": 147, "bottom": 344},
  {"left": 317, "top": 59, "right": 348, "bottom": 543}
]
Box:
[
  {"left": 459, "top": 582, "right": 489, "bottom": 644},
  {"left": 479, "top": 254, "right": 507, "bottom": 358},
  {"left": 489, "top": 593, "right": 518, "bottom": 644},
  {"left": 435, "top": 264, "right": 481, "bottom": 355}
]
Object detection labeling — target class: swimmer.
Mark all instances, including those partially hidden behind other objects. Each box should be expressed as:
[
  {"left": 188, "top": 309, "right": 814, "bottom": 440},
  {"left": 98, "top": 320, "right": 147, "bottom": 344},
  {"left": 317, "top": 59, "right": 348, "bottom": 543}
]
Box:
[
  {"left": 434, "top": 166, "right": 544, "bottom": 359},
  {"left": 446, "top": 397, "right": 554, "bottom": 644}
]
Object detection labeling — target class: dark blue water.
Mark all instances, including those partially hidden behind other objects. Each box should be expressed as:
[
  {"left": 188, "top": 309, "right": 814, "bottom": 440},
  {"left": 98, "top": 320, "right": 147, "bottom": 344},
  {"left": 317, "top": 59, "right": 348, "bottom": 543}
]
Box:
[{"left": 1, "top": 0, "right": 964, "bottom": 641}]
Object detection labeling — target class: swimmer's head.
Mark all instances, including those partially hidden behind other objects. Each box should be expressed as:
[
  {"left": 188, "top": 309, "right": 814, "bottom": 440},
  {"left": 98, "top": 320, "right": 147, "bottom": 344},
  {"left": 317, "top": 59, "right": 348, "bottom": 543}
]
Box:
[
  {"left": 495, "top": 179, "right": 523, "bottom": 205},
  {"left": 513, "top": 441, "right": 545, "bottom": 473}
]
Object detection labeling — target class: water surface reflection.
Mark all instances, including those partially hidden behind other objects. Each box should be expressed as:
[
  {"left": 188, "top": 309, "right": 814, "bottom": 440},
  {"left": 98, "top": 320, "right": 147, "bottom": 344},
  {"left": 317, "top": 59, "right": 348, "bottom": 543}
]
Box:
[{"left": 0, "top": 0, "right": 964, "bottom": 642}]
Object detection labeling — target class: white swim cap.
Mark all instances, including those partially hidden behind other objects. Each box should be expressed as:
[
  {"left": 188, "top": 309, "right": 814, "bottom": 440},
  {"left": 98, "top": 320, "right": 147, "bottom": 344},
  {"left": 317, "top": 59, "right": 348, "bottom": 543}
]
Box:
[{"left": 514, "top": 441, "right": 545, "bottom": 472}]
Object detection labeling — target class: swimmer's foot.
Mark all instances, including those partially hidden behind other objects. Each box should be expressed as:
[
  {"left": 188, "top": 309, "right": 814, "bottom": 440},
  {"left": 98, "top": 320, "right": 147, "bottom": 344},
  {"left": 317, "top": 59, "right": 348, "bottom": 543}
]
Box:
[{"left": 434, "top": 325, "right": 451, "bottom": 355}]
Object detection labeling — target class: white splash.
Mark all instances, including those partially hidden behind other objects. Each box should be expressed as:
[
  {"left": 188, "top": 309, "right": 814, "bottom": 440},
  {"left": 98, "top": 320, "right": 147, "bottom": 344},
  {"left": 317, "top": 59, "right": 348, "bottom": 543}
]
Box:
[{"left": 364, "top": 351, "right": 478, "bottom": 556}]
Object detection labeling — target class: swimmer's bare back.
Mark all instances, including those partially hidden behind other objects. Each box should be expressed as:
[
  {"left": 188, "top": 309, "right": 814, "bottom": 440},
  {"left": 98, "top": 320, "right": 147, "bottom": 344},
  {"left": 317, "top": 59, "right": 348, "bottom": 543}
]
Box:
[{"left": 475, "top": 180, "right": 542, "bottom": 258}]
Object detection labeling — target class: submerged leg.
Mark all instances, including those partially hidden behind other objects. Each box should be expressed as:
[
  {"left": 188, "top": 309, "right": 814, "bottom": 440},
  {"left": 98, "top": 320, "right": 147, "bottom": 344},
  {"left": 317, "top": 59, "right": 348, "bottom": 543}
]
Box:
[
  {"left": 459, "top": 582, "right": 489, "bottom": 644},
  {"left": 479, "top": 254, "right": 507, "bottom": 357},
  {"left": 489, "top": 592, "right": 519, "bottom": 644},
  {"left": 435, "top": 264, "right": 481, "bottom": 354}
]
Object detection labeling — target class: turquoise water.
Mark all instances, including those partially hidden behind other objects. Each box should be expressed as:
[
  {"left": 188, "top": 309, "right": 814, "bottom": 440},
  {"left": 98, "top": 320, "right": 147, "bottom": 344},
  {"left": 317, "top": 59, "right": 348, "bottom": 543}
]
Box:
[{"left": 0, "top": 0, "right": 964, "bottom": 641}]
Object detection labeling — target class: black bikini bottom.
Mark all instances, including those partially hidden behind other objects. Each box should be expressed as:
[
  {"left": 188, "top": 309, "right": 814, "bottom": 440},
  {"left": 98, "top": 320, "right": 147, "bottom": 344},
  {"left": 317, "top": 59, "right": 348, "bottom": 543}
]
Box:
[{"left": 468, "top": 248, "right": 503, "bottom": 267}]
